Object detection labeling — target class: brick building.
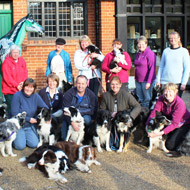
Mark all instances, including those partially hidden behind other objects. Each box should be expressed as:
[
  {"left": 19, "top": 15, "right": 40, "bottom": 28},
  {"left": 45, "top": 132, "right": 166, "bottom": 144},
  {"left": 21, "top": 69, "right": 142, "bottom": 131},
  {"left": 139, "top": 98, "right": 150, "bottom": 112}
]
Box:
[{"left": 0, "top": 0, "right": 190, "bottom": 92}]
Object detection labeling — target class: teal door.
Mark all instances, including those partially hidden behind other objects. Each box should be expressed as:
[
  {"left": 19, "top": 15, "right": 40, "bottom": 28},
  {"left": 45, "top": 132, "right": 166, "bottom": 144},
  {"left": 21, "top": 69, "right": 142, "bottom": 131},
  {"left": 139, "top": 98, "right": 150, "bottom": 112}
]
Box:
[{"left": 0, "top": 2, "right": 12, "bottom": 100}]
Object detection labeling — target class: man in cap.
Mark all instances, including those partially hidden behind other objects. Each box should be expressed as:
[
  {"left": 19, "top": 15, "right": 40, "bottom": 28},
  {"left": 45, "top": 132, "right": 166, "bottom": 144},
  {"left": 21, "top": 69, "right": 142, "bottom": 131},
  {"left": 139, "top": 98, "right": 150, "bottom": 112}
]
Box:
[{"left": 46, "top": 38, "right": 73, "bottom": 88}]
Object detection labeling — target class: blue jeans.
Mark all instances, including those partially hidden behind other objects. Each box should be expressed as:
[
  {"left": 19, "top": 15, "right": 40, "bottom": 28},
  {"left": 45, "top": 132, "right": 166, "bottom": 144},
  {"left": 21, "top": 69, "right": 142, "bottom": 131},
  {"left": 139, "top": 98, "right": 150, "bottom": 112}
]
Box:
[
  {"left": 135, "top": 81, "right": 154, "bottom": 108},
  {"left": 88, "top": 78, "right": 101, "bottom": 97},
  {"left": 61, "top": 114, "right": 92, "bottom": 141},
  {"left": 13, "top": 125, "right": 39, "bottom": 150}
]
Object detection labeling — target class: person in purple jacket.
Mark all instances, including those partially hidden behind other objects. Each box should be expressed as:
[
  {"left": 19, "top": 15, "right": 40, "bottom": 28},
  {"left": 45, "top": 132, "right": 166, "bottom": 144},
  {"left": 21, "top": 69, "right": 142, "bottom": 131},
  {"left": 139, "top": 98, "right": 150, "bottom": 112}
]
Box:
[
  {"left": 134, "top": 36, "right": 156, "bottom": 108},
  {"left": 146, "top": 83, "right": 190, "bottom": 152}
]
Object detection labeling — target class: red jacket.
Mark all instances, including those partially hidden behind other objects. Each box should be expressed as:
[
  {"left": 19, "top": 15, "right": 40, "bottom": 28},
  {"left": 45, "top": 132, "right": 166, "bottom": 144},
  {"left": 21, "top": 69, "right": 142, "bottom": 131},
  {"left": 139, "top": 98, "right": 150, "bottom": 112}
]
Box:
[
  {"left": 2, "top": 56, "right": 28, "bottom": 95},
  {"left": 101, "top": 50, "right": 132, "bottom": 83}
]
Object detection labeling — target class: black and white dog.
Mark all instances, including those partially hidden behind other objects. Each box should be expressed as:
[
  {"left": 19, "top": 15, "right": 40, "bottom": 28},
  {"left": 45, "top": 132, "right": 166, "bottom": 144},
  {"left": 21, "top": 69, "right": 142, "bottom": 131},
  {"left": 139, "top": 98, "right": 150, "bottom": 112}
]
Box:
[
  {"left": 61, "top": 80, "right": 73, "bottom": 95},
  {"left": 19, "top": 144, "right": 71, "bottom": 183},
  {"left": 36, "top": 107, "right": 62, "bottom": 147},
  {"left": 0, "top": 104, "right": 7, "bottom": 121},
  {"left": 86, "top": 45, "right": 102, "bottom": 68},
  {"left": 83, "top": 109, "right": 112, "bottom": 152},
  {"left": 146, "top": 111, "right": 171, "bottom": 153},
  {"left": 64, "top": 106, "right": 85, "bottom": 145},
  {"left": 113, "top": 110, "right": 133, "bottom": 153},
  {"left": 0, "top": 112, "right": 26, "bottom": 157}
]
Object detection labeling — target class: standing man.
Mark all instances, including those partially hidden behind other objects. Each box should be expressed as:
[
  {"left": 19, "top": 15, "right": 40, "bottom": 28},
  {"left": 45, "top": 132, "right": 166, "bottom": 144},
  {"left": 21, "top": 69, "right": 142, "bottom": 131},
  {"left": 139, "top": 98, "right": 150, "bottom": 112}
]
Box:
[{"left": 61, "top": 75, "right": 98, "bottom": 140}]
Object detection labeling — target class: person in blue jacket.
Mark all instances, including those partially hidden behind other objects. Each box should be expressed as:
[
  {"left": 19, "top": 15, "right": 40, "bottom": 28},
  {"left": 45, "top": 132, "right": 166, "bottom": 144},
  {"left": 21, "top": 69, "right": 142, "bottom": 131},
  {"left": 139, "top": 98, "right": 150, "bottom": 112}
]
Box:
[
  {"left": 46, "top": 38, "right": 73, "bottom": 88},
  {"left": 61, "top": 75, "right": 98, "bottom": 140},
  {"left": 11, "top": 78, "right": 48, "bottom": 150}
]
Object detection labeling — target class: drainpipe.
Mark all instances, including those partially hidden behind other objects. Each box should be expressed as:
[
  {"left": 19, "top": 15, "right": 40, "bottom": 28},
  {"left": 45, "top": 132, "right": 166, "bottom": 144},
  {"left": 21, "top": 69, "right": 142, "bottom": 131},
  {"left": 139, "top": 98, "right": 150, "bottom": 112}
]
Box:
[{"left": 95, "top": 0, "right": 100, "bottom": 47}]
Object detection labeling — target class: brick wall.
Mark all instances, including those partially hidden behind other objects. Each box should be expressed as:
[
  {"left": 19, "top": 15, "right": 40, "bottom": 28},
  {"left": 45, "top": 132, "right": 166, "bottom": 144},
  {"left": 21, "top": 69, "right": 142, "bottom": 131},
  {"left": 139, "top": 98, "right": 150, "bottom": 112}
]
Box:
[{"left": 13, "top": 0, "right": 115, "bottom": 91}]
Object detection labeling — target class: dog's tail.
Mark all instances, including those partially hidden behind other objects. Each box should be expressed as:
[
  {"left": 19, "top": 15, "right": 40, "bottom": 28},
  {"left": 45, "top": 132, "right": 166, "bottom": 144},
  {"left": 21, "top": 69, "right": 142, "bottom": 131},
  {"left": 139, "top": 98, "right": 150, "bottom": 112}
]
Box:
[{"left": 165, "top": 151, "right": 182, "bottom": 158}]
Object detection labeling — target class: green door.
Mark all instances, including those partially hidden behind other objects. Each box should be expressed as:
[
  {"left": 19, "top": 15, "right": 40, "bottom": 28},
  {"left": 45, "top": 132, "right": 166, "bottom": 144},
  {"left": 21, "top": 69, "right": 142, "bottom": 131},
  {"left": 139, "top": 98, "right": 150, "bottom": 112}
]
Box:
[{"left": 0, "top": 2, "right": 12, "bottom": 100}]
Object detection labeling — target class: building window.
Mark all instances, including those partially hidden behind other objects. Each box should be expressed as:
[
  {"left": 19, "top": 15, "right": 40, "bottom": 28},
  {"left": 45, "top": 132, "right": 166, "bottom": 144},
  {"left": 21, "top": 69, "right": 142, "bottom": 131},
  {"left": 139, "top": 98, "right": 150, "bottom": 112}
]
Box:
[{"left": 28, "top": 0, "right": 87, "bottom": 39}]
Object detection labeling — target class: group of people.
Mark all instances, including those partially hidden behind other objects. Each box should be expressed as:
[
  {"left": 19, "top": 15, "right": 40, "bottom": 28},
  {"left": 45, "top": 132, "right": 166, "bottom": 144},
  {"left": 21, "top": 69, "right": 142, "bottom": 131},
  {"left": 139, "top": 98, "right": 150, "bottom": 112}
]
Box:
[{"left": 1, "top": 31, "right": 190, "bottom": 156}]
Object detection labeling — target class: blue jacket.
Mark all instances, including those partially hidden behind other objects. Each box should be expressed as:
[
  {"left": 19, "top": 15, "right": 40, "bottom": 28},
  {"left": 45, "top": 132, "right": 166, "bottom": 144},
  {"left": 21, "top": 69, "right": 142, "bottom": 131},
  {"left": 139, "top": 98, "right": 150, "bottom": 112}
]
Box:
[
  {"left": 46, "top": 50, "right": 73, "bottom": 83},
  {"left": 11, "top": 90, "right": 48, "bottom": 127},
  {"left": 63, "top": 87, "right": 98, "bottom": 119}
]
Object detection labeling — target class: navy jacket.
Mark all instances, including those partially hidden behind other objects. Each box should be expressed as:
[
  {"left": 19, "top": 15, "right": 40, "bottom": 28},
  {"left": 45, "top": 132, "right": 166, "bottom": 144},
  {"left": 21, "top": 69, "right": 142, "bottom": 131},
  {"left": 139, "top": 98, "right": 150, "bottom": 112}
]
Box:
[{"left": 63, "top": 87, "right": 98, "bottom": 119}]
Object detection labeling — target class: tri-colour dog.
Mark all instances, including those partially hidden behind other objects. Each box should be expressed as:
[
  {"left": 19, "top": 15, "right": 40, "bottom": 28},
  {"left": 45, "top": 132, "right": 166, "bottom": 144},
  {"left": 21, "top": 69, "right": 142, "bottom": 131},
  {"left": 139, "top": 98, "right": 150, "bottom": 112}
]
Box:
[
  {"left": 0, "top": 112, "right": 26, "bottom": 157},
  {"left": 83, "top": 109, "right": 112, "bottom": 152},
  {"left": 55, "top": 141, "right": 101, "bottom": 173},
  {"left": 146, "top": 111, "right": 171, "bottom": 153}
]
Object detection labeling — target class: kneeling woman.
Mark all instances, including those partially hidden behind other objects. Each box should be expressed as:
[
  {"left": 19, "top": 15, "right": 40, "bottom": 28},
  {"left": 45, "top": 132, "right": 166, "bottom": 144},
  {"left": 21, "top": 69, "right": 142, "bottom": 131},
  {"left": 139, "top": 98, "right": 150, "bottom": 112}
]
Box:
[
  {"left": 100, "top": 76, "right": 141, "bottom": 150},
  {"left": 146, "top": 83, "right": 190, "bottom": 152},
  {"left": 11, "top": 78, "right": 48, "bottom": 150}
]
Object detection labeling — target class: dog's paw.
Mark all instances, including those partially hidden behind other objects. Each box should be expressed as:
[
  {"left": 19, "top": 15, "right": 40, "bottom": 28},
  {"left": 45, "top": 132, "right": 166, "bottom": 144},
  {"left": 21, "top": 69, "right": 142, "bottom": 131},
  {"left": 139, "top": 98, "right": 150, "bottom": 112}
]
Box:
[
  {"left": 10, "top": 153, "right": 17, "bottom": 157},
  {"left": 60, "top": 177, "right": 68, "bottom": 183},
  {"left": 116, "top": 149, "right": 122, "bottom": 153},
  {"left": 106, "top": 148, "right": 112, "bottom": 152},
  {"left": 97, "top": 148, "right": 103, "bottom": 153},
  {"left": 2, "top": 153, "right": 8, "bottom": 157},
  {"left": 147, "top": 149, "right": 152, "bottom": 153},
  {"left": 87, "top": 170, "right": 92, "bottom": 174},
  {"left": 95, "top": 161, "right": 101, "bottom": 166}
]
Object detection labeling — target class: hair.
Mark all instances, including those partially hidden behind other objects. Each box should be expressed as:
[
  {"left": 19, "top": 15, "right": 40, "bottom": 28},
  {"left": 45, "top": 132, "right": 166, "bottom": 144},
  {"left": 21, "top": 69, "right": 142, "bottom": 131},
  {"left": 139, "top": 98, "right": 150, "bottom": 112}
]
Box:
[
  {"left": 112, "top": 39, "right": 122, "bottom": 46},
  {"left": 76, "top": 75, "right": 88, "bottom": 84},
  {"left": 79, "top": 35, "right": 92, "bottom": 50},
  {"left": 163, "top": 83, "right": 178, "bottom": 95},
  {"left": 110, "top": 76, "right": 121, "bottom": 84},
  {"left": 169, "top": 31, "right": 182, "bottom": 47},
  {"left": 9, "top": 45, "right": 21, "bottom": 56},
  {"left": 22, "top": 78, "right": 37, "bottom": 93},
  {"left": 137, "top": 35, "right": 148, "bottom": 44},
  {"left": 47, "top": 73, "right": 59, "bottom": 87}
]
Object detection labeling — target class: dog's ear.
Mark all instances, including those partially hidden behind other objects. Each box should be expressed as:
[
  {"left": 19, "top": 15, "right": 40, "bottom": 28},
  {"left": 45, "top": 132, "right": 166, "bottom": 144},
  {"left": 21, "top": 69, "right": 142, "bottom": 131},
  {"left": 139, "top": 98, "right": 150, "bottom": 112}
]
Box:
[{"left": 156, "top": 111, "right": 162, "bottom": 117}]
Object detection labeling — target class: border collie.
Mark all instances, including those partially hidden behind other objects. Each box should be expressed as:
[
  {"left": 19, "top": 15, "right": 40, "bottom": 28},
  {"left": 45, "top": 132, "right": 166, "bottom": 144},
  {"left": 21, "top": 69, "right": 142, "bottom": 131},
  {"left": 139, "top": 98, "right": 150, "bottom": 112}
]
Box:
[
  {"left": 83, "top": 109, "right": 112, "bottom": 152},
  {"left": 64, "top": 106, "right": 85, "bottom": 145},
  {"left": 149, "top": 85, "right": 162, "bottom": 110},
  {"left": 36, "top": 107, "right": 62, "bottom": 147},
  {"left": 113, "top": 110, "right": 133, "bottom": 153},
  {"left": 0, "top": 112, "right": 26, "bottom": 157},
  {"left": 19, "top": 144, "right": 71, "bottom": 183},
  {"left": 86, "top": 45, "right": 102, "bottom": 68},
  {"left": 146, "top": 111, "right": 171, "bottom": 153},
  {"left": 0, "top": 104, "right": 7, "bottom": 121},
  {"left": 55, "top": 141, "right": 101, "bottom": 173},
  {"left": 61, "top": 80, "right": 73, "bottom": 95}
]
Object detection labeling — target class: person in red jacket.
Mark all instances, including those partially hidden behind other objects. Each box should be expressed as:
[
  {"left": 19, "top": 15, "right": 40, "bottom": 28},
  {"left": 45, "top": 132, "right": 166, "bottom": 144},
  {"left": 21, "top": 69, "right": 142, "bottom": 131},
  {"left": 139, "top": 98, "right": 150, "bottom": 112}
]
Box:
[
  {"left": 101, "top": 39, "right": 132, "bottom": 91},
  {"left": 2, "top": 45, "right": 28, "bottom": 114}
]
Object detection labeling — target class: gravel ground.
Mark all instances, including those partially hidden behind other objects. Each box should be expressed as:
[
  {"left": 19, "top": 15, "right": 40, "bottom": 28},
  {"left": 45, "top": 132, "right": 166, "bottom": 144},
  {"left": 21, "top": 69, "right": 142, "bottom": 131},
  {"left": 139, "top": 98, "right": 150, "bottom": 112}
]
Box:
[{"left": 1, "top": 91, "right": 190, "bottom": 190}]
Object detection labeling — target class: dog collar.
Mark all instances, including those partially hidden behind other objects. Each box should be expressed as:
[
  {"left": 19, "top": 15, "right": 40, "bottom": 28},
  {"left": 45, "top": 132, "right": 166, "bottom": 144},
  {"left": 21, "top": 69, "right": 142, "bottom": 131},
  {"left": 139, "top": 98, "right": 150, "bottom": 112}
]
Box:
[{"left": 0, "top": 131, "right": 15, "bottom": 142}]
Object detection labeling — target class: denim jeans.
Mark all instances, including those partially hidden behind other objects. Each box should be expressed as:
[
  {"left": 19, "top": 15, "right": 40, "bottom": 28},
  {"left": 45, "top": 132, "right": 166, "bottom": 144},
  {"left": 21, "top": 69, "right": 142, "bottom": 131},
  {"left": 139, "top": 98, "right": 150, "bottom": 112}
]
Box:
[
  {"left": 88, "top": 78, "right": 101, "bottom": 97},
  {"left": 13, "top": 125, "right": 39, "bottom": 150},
  {"left": 61, "top": 114, "right": 92, "bottom": 141},
  {"left": 135, "top": 81, "right": 154, "bottom": 108}
]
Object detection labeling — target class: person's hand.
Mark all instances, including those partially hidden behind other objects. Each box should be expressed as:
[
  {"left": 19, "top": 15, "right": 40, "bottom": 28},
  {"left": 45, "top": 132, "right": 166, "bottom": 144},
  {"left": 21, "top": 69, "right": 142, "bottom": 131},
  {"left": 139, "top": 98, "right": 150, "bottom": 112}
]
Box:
[
  {"left": 17, "top": 82, "right": 23, "bottom": 91},
  {"left": 145, "top": 83, "right": 151, "bottom": 89},
  {"left": 156, "top": 82, "right": 161, "bottom": 87},
  {"left": 180, "top": 84, "right": 186, "bottom": 91},
  {"left": 90, "top": 65, "right": 96, "bottom": 70},
  {"left": 90, "top": 52, "right": 99, "bottom": 59},
  {"left": 30, "top": 118, "right": 37, "bottom": 124},
  {"left": 111, "top": 112, "right": 117, "bottom": 118},
  {"left": 110, "top": 66, "right": 122, "bottom": 73},
  {"left": 71, "top": 122, "right": 81, "bottom": 131}
]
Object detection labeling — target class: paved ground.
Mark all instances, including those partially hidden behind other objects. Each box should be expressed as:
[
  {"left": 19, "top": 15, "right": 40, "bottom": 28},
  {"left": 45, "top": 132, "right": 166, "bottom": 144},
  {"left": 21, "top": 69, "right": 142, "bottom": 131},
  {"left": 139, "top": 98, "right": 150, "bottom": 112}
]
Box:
[{"left": 0, "top": 91, "right": 190, "bottom": 190}]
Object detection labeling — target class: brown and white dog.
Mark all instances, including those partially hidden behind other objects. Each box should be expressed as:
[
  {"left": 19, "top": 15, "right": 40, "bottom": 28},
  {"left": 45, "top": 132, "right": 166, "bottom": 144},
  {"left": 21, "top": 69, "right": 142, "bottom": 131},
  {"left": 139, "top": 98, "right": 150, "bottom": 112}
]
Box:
[
  {"left": 19, "top": 144, "right": 71, "bottom": 183},
  {"left": 55, "top": 141, "right": 101, "bottom": 173},
  {"left": 64, "top": 107, "right": 85, "bottom": 145}
]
